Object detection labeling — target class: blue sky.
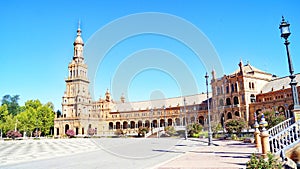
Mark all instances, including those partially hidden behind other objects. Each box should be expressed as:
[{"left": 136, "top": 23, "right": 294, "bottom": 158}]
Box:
[{"left": 1, "top": 0, "right": 300, "bottom": 111}]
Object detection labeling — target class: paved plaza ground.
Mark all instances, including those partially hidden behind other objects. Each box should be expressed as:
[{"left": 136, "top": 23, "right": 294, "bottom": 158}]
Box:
[{"left": 0, "top": 137, "right": 257, "bottom": 169}]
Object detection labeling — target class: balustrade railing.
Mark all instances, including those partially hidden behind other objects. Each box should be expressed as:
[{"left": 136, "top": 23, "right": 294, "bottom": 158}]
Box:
[
  {"left": 269, "top": 121, "right": 300, "bottom": 155},
  {"left": 268, "top": 118, "right": 294, "bottom": 137}
]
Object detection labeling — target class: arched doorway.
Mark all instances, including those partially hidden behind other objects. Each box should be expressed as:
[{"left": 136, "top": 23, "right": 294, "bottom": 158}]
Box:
[
  {"left": 116, "top": 122, "right": 121, "bottom": 129},
  {"left": 145, "top": 120, "right": 150, "bottom": 128},
  {"left": 199, "top": 116, "right": 204, "bottom": 126},
  {"left": 65, "top": 124, "right": 69, "bottom": 134},
  {"left": 109, "top": 122, "right": 113, "bottom": 130},
  {"left": 175, "top": 118, "right": 180, "bottom": 126},
  {"left": 233, "top": 96, "right": 239, "bottom": 105},
  {"left": 160, "top": 119, "right": 165, "bottom": 127},
  {"left": 123, "top": 121, "right": 128, "bottom": 129},
  {"left": 130, "top": 121, "right": 135, "bottom": 129},
  {"left": 227, "top": 112, "right": 232, "bottom": 119},
  {"left": 167, "top": 119, "right": 172, "bottom": 126},
  {"left": 234, "top": 111, "right": 240, "bottom": 117},
  {"left": 138, "top": 120, "right": 142, "bottom": 128},
  {"left": 226, "top": 98, "right": 231, "bottom": 105},
  {"left": 152, "top": 120, "right": 158, "bottom": 128}
]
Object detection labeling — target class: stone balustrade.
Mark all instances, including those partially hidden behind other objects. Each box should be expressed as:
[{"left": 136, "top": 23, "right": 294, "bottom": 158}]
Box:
[
  {"left": 268, "top": 118, "right": 294, "bottom": 137},
  {"left": 269, "top": 121, "right": 300, "bottom": 155}
]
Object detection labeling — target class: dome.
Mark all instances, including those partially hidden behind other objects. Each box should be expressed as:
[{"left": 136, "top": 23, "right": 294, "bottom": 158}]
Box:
[
  {"left": 74, "top": 36, "right": 83, "bottom": 44},
  {"left": 73, "top": 28, "right": 84, "bottom": 45}
]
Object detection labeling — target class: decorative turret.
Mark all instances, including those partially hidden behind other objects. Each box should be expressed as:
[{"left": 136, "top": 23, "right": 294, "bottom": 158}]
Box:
[
  {"left": 238, "top": 59, "right": 244, "bottom": 75},
  {"left": 105, "top": 89, "right": 111, "bottom": 102},
  {"left": 120, "top": 93, "right": 125, "bottom": 103},
  {"left": 211, "top": 68, "right": 216, "bottom": 81}
]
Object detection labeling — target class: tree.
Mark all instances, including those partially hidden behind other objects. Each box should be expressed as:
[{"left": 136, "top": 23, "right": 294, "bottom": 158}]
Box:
[
  {"left": 225, "top": 117, "right": 247, "bottom": 136},
  {"left": 15, "top": 100, "right": 55, "bottom": 136},
  {"left": 259, "top": 111, "right": 285, "bottom": 129},
  {"left": 1, "top": 114, "right": 15, "bottom": 134},
  {"left": 1, "top": 95, "right": 20, "bottom": 116}
]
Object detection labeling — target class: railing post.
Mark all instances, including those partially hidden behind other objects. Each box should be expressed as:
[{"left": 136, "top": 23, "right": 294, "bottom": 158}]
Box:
[
  {"left": 259, "top": 114, "right": 270, "bottom": 158},
  {"left": 253, "top": 113, "right": 261, "bottom": 151}
]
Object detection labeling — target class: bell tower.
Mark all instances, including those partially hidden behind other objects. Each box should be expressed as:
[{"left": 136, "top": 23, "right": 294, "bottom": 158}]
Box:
[{"left": 62, "top": 23, "right": 92, "bottom": 118}]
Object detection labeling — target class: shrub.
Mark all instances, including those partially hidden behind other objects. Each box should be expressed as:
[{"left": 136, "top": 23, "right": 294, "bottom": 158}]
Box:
[
  {"left": 246, "top": 153, "right": 282, "bottom": 169},
  {"left": 6, "top": 130, "right": 22, "bottom": 139},
  {"left": 87, "top": 128, "right": 95, "bottom": 136},
  {"left": 138, "top": 127, "right": 149, "bottom": 137},
  {"left": 114, "top": 129, "right": 123, "bottom": 136},
  {"left": 66, "top": 129, "right": 75, "bottom": 138},
  {"left": 165, "top": 126, "right": 177, "bottom": 136},
  {"left": 187, "top": 123, "right": 203, "bottom": 136},
  {"left": 225, "top": 117, "right": 246, "bottom": 136}
]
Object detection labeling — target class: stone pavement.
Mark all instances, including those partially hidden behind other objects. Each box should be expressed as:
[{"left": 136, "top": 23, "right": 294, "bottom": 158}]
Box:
[
  {"left": 0, "top": 137, "right": 257, "bottom": 169},
  {"left": 152, "top": 138, "right": 257, "bottom": 169},
  {"left": 0, "top": 138, "right": 101, "bottom": 166}
]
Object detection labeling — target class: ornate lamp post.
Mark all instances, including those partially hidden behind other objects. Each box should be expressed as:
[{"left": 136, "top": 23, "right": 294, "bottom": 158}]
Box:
[
  {"left": 279, "top": 17, "right": 300, "bottom": 117},
  {"left": 163, "top": 105, "right": 166, "bottom": 128},
  {"left": 205, "top": 72, "right": 213, "bottom": 146},
  {"left": 150, "top": 108, "right": 153, "bottom": 134},
  {"left": 194, "top": 105, "right": 197, "bottom": 123}
]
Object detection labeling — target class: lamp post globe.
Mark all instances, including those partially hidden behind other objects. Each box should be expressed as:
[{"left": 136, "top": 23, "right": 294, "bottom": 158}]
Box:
[{"left": 279, "top": 16, "right": 291, "bottom": 39}]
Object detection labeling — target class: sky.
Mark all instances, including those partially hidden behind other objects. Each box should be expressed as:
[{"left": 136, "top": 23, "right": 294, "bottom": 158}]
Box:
[{"left": 1, "top": 0, "right": 300, "bottom": 111}]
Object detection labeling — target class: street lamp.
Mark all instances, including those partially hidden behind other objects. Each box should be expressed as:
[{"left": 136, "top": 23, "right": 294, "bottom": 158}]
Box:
[
  {"left": 150, "top": 108, "right": 153, "bottom": 134},
  {"left": 205, "top": 72, "right": 213, "bottom": 146},
  {"left": 194, "top": 105, "right": 197, "bottom": 124},
  {"left": 279, "top": 17, "right": 300, "bottom": 111},
  {"left": 183, "top": 97, "right": 188, "bottom": 140}
]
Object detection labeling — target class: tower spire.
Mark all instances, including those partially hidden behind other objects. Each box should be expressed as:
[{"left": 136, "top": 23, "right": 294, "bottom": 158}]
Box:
[{"left": 77, "top": 20, "right": 81, "bottom": 36}]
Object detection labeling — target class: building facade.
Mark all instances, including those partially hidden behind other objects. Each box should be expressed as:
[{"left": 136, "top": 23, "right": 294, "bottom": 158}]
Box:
[
  {"left": 54, "top": 27, "right": 211, "bottom": 136},
  {"left": 210, "top": 60, "right": 275, "bottom": 127},
  {"left": 54, "top": 26, "right": 300, "bottom": 136}
]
